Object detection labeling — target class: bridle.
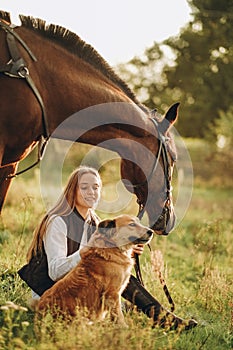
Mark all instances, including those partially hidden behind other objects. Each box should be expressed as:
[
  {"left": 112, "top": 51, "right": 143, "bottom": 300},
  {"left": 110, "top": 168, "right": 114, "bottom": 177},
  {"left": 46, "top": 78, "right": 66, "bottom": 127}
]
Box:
[
  {"left": 129, "top": 117, "right": 175, "bottom": 231},
  {"left": 0, "top": 19, "right": 49, "bottom": 179},
  {"left": 147, "top": 118, "right": 175, "bottom": 233}
]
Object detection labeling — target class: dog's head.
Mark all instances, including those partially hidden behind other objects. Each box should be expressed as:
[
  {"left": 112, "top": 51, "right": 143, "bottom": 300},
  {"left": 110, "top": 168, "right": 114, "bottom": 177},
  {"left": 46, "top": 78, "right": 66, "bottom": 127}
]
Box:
[{"left": 97, "top": 214, "right": 153, "bottom": 250}]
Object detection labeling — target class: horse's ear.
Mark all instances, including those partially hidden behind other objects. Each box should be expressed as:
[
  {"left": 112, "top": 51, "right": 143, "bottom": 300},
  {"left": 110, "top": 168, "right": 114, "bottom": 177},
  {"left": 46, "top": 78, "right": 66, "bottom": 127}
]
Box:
[
  {"left": 0, "top": 11, "right": 11, "bottom": 23},
  {"left": 98, "top": 219, "right": 116, "bottom": 237},
  {"left": 160, "top": 102, "right": 179, "bottom": 134}
]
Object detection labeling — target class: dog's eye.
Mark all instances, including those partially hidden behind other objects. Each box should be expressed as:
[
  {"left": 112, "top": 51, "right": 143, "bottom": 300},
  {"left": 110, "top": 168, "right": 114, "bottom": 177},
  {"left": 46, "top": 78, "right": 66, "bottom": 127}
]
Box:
[{"left": 129, "top": 223, "right": 136, "bottom": 227}]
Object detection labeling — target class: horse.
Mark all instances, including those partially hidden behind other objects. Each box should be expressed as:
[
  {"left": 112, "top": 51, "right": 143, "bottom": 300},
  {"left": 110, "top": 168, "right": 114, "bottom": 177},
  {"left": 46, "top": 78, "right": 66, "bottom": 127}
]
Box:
[{"left": 0, "top": 11, "right": 179, "bottom": 236}]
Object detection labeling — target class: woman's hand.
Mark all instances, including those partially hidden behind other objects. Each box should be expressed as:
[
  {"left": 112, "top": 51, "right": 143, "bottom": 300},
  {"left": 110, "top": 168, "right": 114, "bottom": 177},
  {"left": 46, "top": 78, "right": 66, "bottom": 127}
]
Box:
[{"left": 132, "top": 244, "right": 144, "bottom": 257}]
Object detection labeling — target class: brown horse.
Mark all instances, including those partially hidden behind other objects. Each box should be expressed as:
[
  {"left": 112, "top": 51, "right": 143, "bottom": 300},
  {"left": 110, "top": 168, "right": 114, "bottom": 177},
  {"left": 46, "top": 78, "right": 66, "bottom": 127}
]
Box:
[{"left": 0, "top": 11, "right": 178, "bottom": 235}]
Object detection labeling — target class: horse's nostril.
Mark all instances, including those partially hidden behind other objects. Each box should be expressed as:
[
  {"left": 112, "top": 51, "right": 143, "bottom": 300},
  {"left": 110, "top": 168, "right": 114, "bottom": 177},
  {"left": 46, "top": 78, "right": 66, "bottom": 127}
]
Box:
[{"left": 147, "top": 230, "right": 153, "bottom": 236}]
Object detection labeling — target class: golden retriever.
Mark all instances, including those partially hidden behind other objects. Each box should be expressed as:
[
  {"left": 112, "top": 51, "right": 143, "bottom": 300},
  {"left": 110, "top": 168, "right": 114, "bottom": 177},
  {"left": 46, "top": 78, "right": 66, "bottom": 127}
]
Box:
[{"left": 37, "top": 214, "right": 153, "bottom": 324}]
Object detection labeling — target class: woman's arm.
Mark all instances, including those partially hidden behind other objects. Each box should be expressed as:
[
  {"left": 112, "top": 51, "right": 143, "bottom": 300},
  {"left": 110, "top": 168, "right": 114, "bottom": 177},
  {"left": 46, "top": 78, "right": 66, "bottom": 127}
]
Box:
[{"left": 43, "top": 216, "right": 81, "bottom": 281}]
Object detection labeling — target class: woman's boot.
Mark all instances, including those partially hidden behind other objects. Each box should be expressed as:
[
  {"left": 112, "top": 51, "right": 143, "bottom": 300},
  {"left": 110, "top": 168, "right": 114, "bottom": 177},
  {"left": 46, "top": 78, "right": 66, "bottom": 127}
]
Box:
[{"left": 122, "top": 275, "right": 197, "bottom": 330}]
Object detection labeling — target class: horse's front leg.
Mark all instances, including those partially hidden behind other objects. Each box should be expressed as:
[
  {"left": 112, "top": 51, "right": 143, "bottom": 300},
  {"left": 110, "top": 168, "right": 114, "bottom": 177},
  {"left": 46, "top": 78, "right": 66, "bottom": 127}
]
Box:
[{"left": 0, "top": 163, "right": 18, "bottom": 213}]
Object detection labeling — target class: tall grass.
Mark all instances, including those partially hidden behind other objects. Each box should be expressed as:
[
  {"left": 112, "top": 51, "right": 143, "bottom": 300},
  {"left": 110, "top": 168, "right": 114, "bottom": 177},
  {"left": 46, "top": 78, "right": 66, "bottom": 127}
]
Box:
[{"left": 0, "top": 140, "right": 232, "bottom": 349}]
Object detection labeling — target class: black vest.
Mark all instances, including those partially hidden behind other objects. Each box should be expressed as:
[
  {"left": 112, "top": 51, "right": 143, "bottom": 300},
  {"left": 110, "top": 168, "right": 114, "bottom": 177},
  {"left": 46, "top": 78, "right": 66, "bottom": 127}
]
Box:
[
  {"left": 18, "top": 209, "right": 97, "bottom": 296},
  {"left": 62, "top": 208, "right": 97, "bottom": 255}
]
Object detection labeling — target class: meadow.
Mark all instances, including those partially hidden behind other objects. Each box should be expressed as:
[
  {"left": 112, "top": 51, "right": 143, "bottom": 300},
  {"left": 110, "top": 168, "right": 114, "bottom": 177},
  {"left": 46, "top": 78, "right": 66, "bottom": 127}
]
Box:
[{"left": 0, "top": 139, "right": 232, "bottom": 350}]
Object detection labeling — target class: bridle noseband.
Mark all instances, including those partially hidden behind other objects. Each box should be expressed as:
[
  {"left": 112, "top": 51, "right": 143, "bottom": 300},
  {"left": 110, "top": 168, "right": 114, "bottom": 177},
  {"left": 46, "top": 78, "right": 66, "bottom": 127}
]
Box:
[{"left": 0, "top": 19, "right": 49, "bottom": 179}]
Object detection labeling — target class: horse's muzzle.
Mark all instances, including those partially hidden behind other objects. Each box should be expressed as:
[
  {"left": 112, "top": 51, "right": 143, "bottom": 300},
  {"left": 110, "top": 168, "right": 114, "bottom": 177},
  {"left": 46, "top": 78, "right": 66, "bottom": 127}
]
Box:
[{"left": 151, "top": 206, "right": 176, "bottom": 235}]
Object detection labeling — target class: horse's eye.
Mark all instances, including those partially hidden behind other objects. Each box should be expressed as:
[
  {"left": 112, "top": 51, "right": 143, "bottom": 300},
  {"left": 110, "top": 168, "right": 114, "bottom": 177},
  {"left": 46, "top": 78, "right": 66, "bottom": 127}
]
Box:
[{"left": 129, "top": 223, "right": 136, "bottom": 227}]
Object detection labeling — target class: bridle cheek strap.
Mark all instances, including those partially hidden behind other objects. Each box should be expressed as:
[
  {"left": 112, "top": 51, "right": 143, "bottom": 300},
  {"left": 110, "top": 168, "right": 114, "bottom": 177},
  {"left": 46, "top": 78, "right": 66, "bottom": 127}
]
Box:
[{"left": 136, "top": 122, "right": 174, "bottom": 228}]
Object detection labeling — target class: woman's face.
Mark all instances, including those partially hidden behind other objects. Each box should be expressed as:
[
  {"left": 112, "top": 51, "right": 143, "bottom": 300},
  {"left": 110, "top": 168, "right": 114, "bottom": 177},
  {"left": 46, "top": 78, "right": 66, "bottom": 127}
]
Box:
[{"left": 76, "top": 172, "right": 101, "bottom": 210}]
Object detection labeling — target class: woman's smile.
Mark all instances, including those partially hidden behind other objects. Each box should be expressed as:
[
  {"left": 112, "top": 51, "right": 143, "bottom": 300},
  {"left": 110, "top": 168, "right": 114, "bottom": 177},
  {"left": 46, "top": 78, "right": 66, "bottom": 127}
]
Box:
[{"left": 76, "top": 173, "right": 101, "bottom": 217}]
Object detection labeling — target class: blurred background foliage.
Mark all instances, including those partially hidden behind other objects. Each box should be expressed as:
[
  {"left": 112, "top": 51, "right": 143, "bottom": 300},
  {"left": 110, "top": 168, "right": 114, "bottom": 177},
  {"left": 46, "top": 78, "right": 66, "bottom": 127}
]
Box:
[{"left": 116, "top": 0, "right": 233, "bottom": 153}]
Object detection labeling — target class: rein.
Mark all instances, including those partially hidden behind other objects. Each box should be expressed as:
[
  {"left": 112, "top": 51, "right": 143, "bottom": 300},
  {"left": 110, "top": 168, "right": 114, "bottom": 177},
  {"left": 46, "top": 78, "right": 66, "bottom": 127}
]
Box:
[
  {"left": 133, "top": 122, "right": 175, "bottom": 309},
  {"left": 0, "top": 20, "right": 49, "bottom": 179},
  {"left": 133, "top": 118, "right": 174, "bottom": 287}
]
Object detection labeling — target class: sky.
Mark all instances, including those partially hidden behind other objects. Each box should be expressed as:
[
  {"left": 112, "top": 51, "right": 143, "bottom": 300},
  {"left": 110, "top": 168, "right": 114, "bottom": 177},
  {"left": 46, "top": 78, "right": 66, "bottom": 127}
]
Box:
[{"left": 1, "top": 0, "right": 192, "bottom": 65}]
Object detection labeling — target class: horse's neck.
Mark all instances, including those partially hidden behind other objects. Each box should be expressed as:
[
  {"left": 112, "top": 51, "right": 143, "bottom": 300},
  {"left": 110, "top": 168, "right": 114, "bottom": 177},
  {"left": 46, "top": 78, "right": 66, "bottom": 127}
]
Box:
[
  {"left": 26, "top": 33, "right": 133, "bottom": 126},
  {"left": 19, "top": 29, "right": 154, "bottom": 153}
]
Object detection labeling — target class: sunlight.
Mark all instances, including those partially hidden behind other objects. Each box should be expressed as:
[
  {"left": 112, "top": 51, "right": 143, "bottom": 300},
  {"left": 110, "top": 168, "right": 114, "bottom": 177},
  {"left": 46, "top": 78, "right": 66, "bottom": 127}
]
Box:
[{"left": 217, "top": 135, "right": 227, "bottom": 149}]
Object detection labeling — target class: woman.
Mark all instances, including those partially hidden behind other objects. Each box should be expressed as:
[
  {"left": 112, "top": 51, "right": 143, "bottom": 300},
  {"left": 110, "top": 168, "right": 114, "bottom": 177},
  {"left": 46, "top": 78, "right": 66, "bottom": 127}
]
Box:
[{"left": 19, "top": 165, "right": 197, "bottom": 330}]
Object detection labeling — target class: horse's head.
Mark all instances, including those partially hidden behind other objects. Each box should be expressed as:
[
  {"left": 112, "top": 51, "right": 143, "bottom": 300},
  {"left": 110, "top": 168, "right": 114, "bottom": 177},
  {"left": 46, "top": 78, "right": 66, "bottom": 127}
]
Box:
[{"left": 121, "top": 103, "right": 179, "bottom": 236}]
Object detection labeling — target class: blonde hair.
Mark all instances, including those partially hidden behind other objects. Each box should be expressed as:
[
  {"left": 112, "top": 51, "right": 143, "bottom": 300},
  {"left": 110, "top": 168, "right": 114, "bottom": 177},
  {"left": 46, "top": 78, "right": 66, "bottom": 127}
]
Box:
[{"left": 27, "top": 166, "right": 101, "bottom": 261}]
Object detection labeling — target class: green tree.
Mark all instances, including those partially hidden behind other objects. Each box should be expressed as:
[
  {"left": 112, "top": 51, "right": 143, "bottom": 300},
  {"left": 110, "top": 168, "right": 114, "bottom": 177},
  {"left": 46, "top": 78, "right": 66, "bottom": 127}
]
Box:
[
  {"left": 165, "top": 0, "right": 233, "bottom": 137},
  {"left": 117, "top": 0, "right": 233, "bottom": 138},
  {"left": 210, "top": 107, "right": 233, "bottom": 150}
]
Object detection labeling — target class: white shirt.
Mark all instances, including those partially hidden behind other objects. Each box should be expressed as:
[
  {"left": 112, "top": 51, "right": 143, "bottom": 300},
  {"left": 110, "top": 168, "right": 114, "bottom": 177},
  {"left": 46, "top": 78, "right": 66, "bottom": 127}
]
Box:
[
  {"left": 31, "top": 210, "right": 98, "bottom": 300},
  {"left": 43, "top": 215, "right": 82, "bottom": 281}
]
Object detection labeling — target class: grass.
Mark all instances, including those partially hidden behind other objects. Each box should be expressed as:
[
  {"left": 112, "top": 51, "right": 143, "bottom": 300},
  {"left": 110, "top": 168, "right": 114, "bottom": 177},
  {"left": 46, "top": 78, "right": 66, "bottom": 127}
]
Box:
[{"left": 0, "top": 139, "right": 233, "bottom": 349}]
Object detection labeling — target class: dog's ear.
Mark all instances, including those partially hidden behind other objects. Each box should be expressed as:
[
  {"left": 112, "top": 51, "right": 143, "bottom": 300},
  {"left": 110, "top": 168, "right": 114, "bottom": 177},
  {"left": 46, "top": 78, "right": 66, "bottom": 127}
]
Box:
[{"left": 98, "top": 219, "right": 116, "bottom": 237}]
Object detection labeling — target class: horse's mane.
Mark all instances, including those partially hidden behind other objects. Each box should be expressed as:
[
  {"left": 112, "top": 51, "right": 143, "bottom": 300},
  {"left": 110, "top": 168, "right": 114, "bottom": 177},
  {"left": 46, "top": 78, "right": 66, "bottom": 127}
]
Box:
[{"left": 12, "top": 13, "right": 147, "bottom": 113}]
